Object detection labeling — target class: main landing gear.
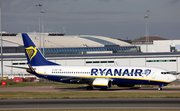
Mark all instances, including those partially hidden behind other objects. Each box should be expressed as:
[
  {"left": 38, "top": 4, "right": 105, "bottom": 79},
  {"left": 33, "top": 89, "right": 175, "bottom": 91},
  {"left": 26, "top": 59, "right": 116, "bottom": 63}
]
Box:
[{"left": 86, "top": 86, "right": 93, "bottom": 90}]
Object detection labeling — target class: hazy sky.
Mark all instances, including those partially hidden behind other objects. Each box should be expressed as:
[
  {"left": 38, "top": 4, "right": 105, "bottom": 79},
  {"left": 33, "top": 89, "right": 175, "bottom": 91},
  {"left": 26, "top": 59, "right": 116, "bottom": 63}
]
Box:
[{"left": 2, "top": 0, "right": 180, "bottom": 40}]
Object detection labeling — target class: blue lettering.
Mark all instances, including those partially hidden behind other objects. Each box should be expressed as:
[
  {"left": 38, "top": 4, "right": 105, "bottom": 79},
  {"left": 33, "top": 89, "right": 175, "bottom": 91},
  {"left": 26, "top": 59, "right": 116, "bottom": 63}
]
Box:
[
  {"left": 114, "top": 69, "right": 122, "bottom": 76},
  {"left": 105, "top": 69, "right": 113, "bottom": 76},
  {"left": 130, "top": 69, "right": 134, "bottom": 76},
  {"left": 122, "top": 69, "right": 130, "bottom": 76},
  {"left": 91, "top": 68, "right": 143, "bottom": 77},
  {"left": 99, "top": 68, "right": 106, "bottom": 76},
  {"left": 91, "top": 68, "right": 98, "bottom": 76},
  {"left": 134, "top": 69, "right": 142, "bottom": 76}
]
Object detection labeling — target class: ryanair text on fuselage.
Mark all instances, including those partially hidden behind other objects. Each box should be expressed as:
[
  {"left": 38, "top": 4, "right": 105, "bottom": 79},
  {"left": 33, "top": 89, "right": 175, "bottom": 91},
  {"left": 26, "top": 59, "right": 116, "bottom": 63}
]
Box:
[{"left": 91, "top": 68, "right": 151, "bottom": 76}]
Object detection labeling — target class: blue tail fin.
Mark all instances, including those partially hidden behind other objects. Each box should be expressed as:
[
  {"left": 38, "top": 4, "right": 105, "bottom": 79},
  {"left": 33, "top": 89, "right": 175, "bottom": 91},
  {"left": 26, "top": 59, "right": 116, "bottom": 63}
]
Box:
[{"left": 22, "top": 33, "right": 60, "bottom": 66}]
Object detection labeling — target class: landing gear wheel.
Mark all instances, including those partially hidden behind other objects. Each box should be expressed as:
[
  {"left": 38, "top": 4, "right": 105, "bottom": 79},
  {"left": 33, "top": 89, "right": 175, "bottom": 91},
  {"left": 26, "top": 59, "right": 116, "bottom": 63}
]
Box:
[
  {"left": 86, "top": 86, "right": 93, "bottom": 90},
  {"left": 158, "top": 87, "right": 162, "bottom": 91}
]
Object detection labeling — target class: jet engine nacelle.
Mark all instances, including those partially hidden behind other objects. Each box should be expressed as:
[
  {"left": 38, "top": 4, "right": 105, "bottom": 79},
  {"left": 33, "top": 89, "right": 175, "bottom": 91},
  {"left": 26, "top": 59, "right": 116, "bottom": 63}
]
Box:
[{"left": 92, "top": 78, "right": 112, "bottom": 88}]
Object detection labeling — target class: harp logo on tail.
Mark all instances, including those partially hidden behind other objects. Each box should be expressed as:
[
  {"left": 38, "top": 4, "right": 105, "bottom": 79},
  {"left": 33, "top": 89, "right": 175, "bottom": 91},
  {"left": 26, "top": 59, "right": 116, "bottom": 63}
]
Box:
[{"left": 25, "top": 46, "right": 37, "bottom": 61}]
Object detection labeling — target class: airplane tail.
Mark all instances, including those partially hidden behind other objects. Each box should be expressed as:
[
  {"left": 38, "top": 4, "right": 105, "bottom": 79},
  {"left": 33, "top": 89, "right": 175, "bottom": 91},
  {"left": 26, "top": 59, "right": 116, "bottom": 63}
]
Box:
[{"left": 22, "top": 33, "right": 59, "bottom": 66}]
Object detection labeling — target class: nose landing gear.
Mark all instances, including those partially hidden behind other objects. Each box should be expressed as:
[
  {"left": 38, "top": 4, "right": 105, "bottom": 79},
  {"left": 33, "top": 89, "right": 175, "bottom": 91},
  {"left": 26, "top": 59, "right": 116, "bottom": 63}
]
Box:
[
  {"left": 158, "top": 84, "right": 167, "bottom": 91},
  {"left": 158, "top": 87, "right": 162, "bottom": 91}
]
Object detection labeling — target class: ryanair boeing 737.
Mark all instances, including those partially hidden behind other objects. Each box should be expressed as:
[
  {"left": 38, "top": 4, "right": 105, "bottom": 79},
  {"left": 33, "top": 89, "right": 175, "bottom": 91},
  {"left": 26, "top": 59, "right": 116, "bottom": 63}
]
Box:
[{"left": 11, "top": 33, "right": 177, "bottom": 90}]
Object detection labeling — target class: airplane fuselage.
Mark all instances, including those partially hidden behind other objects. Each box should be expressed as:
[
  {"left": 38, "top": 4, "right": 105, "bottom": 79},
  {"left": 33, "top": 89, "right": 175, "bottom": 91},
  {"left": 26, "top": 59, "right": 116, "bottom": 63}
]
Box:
[{"left": 33, "top": 65, "right": 175, "bottom": 86}]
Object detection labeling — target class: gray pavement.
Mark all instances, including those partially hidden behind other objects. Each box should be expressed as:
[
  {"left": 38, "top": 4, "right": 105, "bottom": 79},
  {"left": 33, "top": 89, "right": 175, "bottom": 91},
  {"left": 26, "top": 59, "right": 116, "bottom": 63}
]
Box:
[{"left": 0, "top": 98, "right": 180, "bottom": 110}]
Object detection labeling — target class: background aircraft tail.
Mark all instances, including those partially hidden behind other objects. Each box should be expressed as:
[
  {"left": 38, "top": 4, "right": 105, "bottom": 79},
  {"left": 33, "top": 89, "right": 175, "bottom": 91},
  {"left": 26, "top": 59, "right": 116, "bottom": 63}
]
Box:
[{"left": 22, "top": 33, "right": 59, "bottom": 66}]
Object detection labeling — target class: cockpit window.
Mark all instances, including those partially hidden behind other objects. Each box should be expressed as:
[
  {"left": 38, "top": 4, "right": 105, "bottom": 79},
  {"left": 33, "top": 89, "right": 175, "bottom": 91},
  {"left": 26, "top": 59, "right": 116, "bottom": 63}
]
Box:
[{"left": 161, "top": 72, "right": 171, "bottom": 74}]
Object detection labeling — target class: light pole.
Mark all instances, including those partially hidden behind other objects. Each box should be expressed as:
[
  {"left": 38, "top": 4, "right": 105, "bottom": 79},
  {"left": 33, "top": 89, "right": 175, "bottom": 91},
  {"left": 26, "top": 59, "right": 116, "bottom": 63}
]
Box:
[
  {"left": 144, "top": 9, "right": 149, "bottom": 53},
  {"left": 41, "top": 10, "right": 46, "bottom": 55},
  {"left": 36, "top": 4, "right": 42, "bottom": 52},
  {"left": 0, "top": 0, "right": 3, "bottom": 80}
]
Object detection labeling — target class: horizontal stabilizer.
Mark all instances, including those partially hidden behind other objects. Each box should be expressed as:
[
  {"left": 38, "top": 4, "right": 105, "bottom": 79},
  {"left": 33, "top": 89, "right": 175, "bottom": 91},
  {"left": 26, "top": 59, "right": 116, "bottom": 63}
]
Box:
[{"left": 5, "top": 65, "right": 29, "bottom": 70}]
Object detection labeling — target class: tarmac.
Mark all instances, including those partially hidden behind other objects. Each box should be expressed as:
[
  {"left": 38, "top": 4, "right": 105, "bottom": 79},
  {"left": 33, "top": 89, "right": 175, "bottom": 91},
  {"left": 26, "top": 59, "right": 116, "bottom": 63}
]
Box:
[{"left": 1, "top": 98, "right": 180, "bottom": 110}]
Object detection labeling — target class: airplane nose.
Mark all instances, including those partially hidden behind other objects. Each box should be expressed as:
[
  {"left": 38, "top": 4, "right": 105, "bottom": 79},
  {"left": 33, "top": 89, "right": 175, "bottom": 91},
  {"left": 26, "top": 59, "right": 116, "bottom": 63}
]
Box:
[{"left": 169, "top": 74, "right": 177, "bottom": 82}]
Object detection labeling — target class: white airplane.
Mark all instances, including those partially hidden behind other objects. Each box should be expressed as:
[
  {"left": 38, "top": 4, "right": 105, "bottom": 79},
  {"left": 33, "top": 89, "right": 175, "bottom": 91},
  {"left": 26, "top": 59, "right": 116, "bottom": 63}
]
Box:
[{"left": 12, "top": 33, "right": 177, "bottom": 90}]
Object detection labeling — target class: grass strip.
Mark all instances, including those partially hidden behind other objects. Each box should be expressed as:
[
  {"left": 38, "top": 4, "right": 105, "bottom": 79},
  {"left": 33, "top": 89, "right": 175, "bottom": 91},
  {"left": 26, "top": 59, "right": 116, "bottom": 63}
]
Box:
[
  {"left": 0, "top": 92, "right": 180, "bottom": 99},
  {"left": 0, "top": 110, "right": 180, "bottom": 111}
]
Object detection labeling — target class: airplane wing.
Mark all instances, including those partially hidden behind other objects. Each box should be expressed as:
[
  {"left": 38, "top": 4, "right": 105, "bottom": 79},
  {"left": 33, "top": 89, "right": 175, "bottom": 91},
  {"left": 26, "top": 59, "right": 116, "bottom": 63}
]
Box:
[{"left": 58, "top": 75, "right": 94, "bottom": 83}]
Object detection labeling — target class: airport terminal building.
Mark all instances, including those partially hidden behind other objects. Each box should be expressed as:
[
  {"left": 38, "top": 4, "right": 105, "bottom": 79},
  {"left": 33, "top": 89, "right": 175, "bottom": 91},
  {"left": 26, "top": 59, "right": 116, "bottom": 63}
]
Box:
[
  {"left": 0, "top": 32, "right": 140, "bottom": 54},
  {"left": 0, "top": 32, "right": 180, "bottom": 80}
]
